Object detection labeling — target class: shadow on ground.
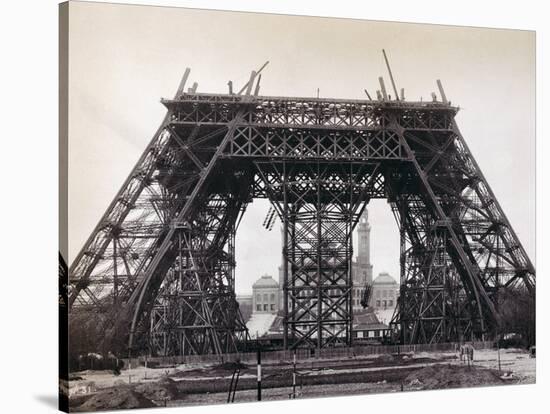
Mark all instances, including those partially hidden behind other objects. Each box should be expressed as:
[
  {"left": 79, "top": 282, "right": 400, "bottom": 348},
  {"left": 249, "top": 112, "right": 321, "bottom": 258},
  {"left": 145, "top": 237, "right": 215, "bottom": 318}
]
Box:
[{"left": 34, "top": 395, "right": 58, "bottom": 409}]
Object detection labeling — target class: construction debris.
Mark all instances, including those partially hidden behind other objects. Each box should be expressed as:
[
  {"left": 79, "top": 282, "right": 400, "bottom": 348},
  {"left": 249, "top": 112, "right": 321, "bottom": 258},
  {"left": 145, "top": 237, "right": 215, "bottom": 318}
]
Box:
[
  {"left": 76, "top": 387, "right": 155, "bottom": 411},
  {"left": 405, "top": 364, "right": 503, "bottom": 390}
]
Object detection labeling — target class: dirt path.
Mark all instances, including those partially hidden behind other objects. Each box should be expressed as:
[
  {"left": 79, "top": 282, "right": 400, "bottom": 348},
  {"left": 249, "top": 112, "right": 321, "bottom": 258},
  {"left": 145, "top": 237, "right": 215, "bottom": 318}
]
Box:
[{"left": 69, "top": 347, "right": 535, "bottom": 411}]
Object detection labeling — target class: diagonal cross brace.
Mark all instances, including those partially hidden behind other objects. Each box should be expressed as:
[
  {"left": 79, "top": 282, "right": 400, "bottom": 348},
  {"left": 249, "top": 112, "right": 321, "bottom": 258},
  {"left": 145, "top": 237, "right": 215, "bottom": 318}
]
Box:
[{"left": 389, "top": 119, "right": 499, "bottom": 334}]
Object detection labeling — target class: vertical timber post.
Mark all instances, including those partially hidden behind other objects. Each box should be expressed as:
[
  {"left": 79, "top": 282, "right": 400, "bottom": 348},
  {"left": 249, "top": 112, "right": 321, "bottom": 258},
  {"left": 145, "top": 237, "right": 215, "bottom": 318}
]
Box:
[
  {"left": 316, "top": 162, "right": 322, "bottom": 353},
  {"left": 283, "top": 162, "right": 289, "bottom": 350},
  {"left": 257, "top": 343, "right": 262, "bottom": 401},
  {"left": 382, "top": 49, "right": 399, "bottom": 101},
  {"left": 292, "top": 349, "right": 297, "bottom": 398},
  {"left": 348, "top": 163, "right": 354, "bottom": 347},
  {"left": 291, "top": 207, "right": 296, "bottom": 347},
  {"left": 399, "top": 199, "right": 406, "bottom": 344},
  {"left": 379, "top": 77, "right": 388, "bottom": 101},
  {"left": 442, "top": 229, "right": 447, "bottom": 342}
]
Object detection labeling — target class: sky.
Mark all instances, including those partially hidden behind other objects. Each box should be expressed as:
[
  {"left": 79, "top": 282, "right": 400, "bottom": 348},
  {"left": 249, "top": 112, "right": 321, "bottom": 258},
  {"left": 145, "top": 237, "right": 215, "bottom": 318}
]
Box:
[{"left": 67, "top": 1, "right": 535, "bottom": 295}]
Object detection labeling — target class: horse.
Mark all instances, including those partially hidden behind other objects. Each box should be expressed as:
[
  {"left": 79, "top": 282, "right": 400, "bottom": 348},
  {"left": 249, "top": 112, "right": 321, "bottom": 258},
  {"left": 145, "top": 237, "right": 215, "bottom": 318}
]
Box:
[{"left": 458, "top": 344, "right": 474, "bottom": 363}]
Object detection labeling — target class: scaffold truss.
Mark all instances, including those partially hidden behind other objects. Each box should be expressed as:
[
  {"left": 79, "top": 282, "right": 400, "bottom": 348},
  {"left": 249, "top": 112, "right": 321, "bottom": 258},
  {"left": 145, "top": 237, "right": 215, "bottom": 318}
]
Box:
[{"left": 68, "top": 67, "right": 535, "bottom": 356}]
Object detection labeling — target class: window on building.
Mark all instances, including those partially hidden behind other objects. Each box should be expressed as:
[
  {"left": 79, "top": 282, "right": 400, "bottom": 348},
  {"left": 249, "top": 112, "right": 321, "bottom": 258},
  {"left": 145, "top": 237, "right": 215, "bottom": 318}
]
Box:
[
  {"left": 270, "top": 293, "right": 275, "bottom": 303},
  {"left": 376, "top": 290, "right": 381, "bottom": 298},
  {"left": 270, "top": 304, "right": 275, "bottom": 311},
  {"left": 357, "top": 331, "right": 364, "bottom": 338},
  {"left": 375, "top": 330, "right": 380, "bottom": 337},
  {"left": 376, "top": 300, "right": 380, "bottom": 307},
  {"left": 389, "top": 300, "right": 393, "bottom": 307},
  {"left": 256, "top": 305, "right": 261, "bottom": 311},
  {"left": 256, "top": 294, "right": 261, "bottom": 303},
  {"left": 383, "top": 300, "right": 387, "bottom": 308},
  {"left": 263, "top": 304, "right": 268, "bottom": 311},
  {"left": 263, "top": 294, "right": 268, "bottom": 302}
]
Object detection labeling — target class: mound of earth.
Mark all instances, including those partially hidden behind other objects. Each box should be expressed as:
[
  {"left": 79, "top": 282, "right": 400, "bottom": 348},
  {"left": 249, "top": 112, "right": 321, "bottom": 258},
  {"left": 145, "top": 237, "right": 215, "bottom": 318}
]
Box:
[
  {"left": 134, "top": 380, "right": 176, "bottom": 402},
  {"left": 375, "top": 354, "right": 396, "bottom": 363},
  {"left": 216, "top": 361, "right": 248, "bottom": 371},
  {"left": 405, "top": 364, "right": 504, "bottom": 390},
  {"left": 76, "top": 387, "right": 155, "bottom": 411}
]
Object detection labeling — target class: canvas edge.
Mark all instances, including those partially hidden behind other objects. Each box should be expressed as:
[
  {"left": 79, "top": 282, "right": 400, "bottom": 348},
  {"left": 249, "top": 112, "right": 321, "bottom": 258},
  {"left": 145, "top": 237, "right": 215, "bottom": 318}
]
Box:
[{"left": 59, "top": 1, "right": 70, "bottom": 412}]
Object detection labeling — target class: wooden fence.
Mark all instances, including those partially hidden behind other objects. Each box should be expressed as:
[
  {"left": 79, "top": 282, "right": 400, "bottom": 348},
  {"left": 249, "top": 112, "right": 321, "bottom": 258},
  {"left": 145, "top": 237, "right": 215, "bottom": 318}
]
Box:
[{"left": 123, "top": 341, "right": 494, "bottom": 369}]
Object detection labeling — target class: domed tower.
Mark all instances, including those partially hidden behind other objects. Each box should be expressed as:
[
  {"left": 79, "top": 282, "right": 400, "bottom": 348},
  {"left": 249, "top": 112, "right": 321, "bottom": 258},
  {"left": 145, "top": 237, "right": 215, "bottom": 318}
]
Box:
[
  {"left": 252, "top": 274, "right": 280, "bottom": 314},
  {"left": 356, "top": 209, "right": 373, "bottom": 286}
]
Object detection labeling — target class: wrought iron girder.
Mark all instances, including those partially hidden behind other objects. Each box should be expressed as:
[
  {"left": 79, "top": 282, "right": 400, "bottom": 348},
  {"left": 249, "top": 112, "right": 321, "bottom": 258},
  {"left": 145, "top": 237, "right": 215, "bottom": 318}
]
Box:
[
  {"left": 388, "top": 117, "right": 534, "bottom": 343},
  {"left": 255, "top": 161, "right": 373, "bottom": 350},
  {"left": 163, "top": 93, "right": 456, "bottom": 132},
  {"left": 69, "top": 81, "right": 534, "bottom": 355},
  {"left": 411, "top": 127, "right": 534, "bottom": 291},
  {"left": 146, "top": 185, "right": 251, "bottom": 356},
  {"left": 227, "top": 126, "right": 403, "bottom": 159}
]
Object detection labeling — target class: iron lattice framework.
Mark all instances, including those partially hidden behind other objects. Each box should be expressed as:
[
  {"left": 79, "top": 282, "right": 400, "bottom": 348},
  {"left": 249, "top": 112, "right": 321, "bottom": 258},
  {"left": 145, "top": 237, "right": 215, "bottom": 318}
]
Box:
[
  {"left": 254, "top": 161, "right": 377, "bottom": 349},
  {"left": 68, "top": 69, "right": 535, "bottom": 356}
]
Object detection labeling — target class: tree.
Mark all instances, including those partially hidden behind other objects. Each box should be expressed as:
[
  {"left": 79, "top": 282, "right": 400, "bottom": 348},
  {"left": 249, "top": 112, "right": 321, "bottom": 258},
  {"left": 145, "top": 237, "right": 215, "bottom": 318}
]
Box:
[{"left": 496, "top": 286, "right": 535, "bottom": 347}]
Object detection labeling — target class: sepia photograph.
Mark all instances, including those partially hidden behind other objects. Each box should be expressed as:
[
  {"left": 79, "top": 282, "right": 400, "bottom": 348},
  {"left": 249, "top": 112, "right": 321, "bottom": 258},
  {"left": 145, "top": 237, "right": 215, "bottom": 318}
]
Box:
[{"left": 58, "top": 1, "right": 536, "bottom": 411}]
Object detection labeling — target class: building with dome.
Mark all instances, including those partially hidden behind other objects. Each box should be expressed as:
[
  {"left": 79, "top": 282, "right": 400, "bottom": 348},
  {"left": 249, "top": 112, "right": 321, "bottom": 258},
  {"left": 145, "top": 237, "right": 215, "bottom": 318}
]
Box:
[
  {"left": 252, "top": 274, "right": 280, "bottom": 314},
  {"left": 241, "top": 209, "right": 400, "bottom": 343},
  {"left": 370, "top": 272, "right": 399, "bottom": 310}
]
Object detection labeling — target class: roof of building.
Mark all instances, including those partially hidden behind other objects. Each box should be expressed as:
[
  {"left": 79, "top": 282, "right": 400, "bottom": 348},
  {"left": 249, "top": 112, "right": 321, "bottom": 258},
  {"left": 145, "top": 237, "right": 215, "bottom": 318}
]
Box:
[
  {"left": 373, "top": 272, "right": 398, "bottom": 285},
  {"left": 252, "top": 274, "right": 279, "bottom": 288},
  {"left": 355, "top": 323, "right": 389, "bottom": 331},
  {"left": 246, "top": 313, "right": 278, "bottom": 339},
  {"left": 375, "top": 308, "right": 396, "bottom": 325},
  {"left": 269, "top": 314, "right": 284, "bottom": 332},
  {"left": 353, "top": 310, "right": 389, "bottom": 330},
  {"left": 354, "top": 312, "right": 380, "bottom": 325}
]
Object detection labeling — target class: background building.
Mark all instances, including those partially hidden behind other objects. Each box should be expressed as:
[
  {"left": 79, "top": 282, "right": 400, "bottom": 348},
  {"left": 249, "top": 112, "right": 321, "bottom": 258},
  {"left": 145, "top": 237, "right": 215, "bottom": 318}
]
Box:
[
  {"left": 248, "top": 209, "right": 399, "bottom": 339},
  {"left": 245, "top": 274, "right": 281, "bottom": 339},
  {"left": 370, "top": 272, "right": 399, "bottom": 310},
  {"left": 252, "top": 274, "right": 280, "bottom": 313},
  {"left": 353, "top": 312, "right": 392, "bottom": 343}
]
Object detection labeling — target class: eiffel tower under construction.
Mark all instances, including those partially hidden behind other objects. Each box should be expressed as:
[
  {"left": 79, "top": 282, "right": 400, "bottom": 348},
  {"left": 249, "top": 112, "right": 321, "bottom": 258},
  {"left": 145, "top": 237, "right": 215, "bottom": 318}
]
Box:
[{"left": 67, "top": 57, "right": 535, "bottom": 358}]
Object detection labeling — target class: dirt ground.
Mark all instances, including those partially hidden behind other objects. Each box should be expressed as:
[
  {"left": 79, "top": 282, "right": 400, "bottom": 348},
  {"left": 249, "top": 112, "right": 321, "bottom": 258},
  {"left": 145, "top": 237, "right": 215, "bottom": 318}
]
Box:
[{"left": 68, "top": 348, "right": 535, "bottom": 411}]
